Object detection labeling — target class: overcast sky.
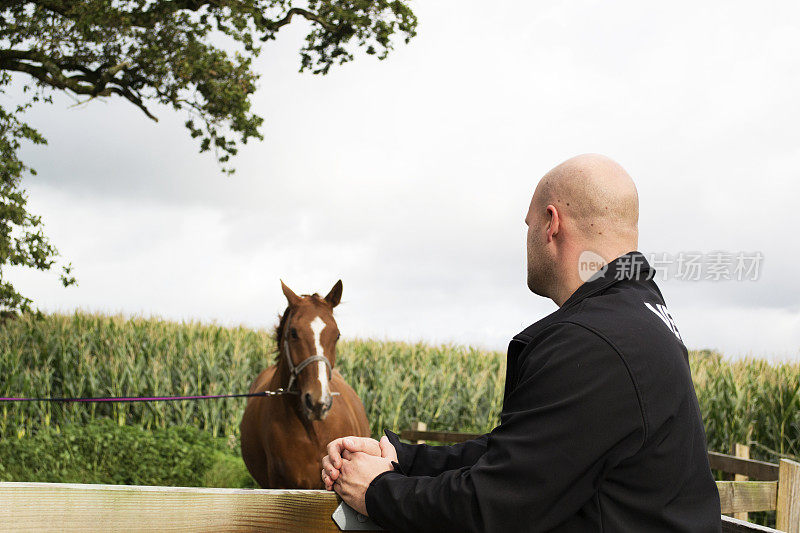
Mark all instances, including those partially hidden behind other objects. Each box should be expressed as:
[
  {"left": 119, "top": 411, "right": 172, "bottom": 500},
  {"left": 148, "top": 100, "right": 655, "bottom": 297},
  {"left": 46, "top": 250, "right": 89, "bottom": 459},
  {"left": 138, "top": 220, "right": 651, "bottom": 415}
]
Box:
[{"left": 6, "top": 0, "right": 800, "bottom": 360}]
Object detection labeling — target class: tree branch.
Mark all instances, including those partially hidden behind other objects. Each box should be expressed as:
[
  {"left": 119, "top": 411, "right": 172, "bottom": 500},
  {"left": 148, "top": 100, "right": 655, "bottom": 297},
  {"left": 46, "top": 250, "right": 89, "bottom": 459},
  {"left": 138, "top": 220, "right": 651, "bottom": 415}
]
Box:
[
  {"left": 0, "top": 52, "right": 157, "bottom": 121},
  {"left": 266, "top": 7, "right": 337, "bottom": 33}
]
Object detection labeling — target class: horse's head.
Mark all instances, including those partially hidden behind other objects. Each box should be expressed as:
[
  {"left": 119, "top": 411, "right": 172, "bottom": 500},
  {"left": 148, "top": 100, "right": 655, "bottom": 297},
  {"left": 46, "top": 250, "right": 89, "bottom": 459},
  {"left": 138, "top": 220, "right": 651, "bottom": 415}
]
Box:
[{"left": 278, "top": 279, "right": 343, "bottom": 421}]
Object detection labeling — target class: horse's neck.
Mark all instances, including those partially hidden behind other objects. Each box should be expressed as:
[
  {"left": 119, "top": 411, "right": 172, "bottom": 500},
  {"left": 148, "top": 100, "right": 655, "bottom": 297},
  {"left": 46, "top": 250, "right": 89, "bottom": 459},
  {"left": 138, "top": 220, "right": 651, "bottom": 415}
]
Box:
[{"left": 274, "top": 344, "right": 292, "bottom": 388}]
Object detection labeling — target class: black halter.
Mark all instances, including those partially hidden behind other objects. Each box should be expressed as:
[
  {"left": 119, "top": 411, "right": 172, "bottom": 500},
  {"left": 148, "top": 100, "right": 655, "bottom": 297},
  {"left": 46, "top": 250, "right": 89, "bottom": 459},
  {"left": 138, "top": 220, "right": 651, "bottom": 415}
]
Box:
[{"left": 282, "top": 310, "right": 333, "bottom": 393}]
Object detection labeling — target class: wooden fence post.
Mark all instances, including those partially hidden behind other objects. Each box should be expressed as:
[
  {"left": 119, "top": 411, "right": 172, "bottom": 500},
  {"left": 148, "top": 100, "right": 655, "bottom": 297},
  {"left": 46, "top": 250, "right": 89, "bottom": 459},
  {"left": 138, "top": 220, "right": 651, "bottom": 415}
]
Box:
[
  {"left": 735, "top": 444, "right": 751, "bottom": 522},
  {"left": 412, "top": 421, "right": 427, "bottom": 444},
  {"left": 777, "top": 458, "right": 800, "bottom": 533}
]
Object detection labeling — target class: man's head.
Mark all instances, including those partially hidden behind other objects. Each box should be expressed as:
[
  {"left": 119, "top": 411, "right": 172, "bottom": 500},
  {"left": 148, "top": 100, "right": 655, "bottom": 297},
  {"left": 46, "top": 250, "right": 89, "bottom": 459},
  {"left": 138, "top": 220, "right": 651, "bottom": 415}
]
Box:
[{"left": 526, "top": 154, "right": 639, "bottom": 306}]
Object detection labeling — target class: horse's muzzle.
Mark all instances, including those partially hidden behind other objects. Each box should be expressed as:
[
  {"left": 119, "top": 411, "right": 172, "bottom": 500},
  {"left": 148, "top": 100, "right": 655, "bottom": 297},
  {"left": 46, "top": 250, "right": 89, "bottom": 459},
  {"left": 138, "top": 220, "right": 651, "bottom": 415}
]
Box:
[{"left": 303, "top": 392, "right": 333, "bottom": 420}]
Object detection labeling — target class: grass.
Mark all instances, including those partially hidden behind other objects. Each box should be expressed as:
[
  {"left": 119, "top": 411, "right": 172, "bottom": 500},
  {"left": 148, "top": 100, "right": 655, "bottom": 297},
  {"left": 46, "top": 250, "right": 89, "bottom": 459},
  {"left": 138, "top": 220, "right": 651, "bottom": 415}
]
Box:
[{"left": 0, "top": 418, "right": 256, "bottom": 488}]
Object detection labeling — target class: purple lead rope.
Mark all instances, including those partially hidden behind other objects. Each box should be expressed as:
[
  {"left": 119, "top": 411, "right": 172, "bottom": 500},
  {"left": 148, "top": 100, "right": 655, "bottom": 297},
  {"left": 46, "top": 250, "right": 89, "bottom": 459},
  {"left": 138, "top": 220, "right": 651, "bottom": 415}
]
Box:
[{"left": 0, "top": 390, "right": 299, "bottom": 403}]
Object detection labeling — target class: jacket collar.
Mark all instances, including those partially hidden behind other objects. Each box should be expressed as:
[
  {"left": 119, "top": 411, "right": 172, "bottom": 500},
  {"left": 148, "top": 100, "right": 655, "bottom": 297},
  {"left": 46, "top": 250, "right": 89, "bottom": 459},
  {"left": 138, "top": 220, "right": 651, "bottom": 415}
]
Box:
[
  {"left": 560, "top": 250, "right": 654, "bottom": 311},
  {"left": 504, "top": 251, "right": 652, "bottom": 406}
]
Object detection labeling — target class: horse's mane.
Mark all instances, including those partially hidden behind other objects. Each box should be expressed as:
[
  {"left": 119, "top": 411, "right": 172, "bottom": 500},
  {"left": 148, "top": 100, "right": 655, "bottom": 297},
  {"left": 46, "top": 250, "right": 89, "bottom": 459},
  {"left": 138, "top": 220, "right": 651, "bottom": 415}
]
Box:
[
  {"left": 273, "top": 307, "right": 290, "bottom": 363},
  {"left": 273, "top": 293, "right": 326, "bottom": 363}
]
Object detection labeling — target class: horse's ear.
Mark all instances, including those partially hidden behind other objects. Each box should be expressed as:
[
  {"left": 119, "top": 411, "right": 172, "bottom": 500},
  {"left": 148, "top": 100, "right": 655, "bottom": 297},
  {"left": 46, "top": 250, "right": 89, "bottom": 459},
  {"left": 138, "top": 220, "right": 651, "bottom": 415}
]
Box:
[
  {"left": 324, "top": 279, "right": 343, "bottom": 308},
  {"left": 281, "top": 280, "right": 302, "bottom": 307}
]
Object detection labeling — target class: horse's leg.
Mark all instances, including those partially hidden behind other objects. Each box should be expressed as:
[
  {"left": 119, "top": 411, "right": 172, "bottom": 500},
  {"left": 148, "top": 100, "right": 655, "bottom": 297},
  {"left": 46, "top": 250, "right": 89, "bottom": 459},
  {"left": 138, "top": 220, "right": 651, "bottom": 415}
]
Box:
[
  {"left": 240, "top": 401, "right": 271, "bottom": 488},
  {"left": 240, "top": 367, "right": 279, "bottom": 488}
]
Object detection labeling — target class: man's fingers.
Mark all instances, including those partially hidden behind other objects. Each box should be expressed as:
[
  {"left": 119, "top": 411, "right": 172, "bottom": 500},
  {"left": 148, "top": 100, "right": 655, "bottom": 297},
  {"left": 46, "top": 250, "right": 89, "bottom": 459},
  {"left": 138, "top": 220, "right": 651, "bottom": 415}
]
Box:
[
  {"left": 322, "top": 455, "right": 339, "bottom": 480},
  {"left": 341, "top": 436, "right": 382, "bottom": 456},
  {"left": 326, "top": 436, "right": 382, "bottom": 472},
  {"left": 326, "top": 438, "right": 345, "bottom": 469},
  {"left": 379, "top": 435, "right": 399, "bottom": 462}
]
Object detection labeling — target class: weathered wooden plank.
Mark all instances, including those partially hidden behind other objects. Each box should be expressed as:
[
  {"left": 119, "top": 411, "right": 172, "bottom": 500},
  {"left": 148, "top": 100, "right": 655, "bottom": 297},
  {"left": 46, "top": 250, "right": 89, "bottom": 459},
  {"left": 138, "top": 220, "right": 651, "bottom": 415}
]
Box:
[
  {"left": 716, "top": 481, "right": 777, "bottom": 514},
  {"left": 721, "top": 515, "right": 782, "bottom": 533},
  {"left": 0, "top": 482, "right": 365, "bottom": 532},
  {"left": 399, "top": 430, "right": 481, "bottom": 443},
  {"left": 734, "top": 444, "right": 751, "bottom": 522},
  {"left": 777, "top": 458, "right": 800, "bottom": 533},
  {"left": 709, "top": 452, "right": 780, "bottom": 481}
]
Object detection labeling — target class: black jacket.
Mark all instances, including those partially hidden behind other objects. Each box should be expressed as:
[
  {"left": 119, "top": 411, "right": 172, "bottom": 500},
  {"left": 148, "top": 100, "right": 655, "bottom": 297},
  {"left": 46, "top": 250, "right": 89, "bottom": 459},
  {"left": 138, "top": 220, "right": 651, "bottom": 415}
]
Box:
[{"left": 365, "top": 251, "right": 721, "bottom": 532}]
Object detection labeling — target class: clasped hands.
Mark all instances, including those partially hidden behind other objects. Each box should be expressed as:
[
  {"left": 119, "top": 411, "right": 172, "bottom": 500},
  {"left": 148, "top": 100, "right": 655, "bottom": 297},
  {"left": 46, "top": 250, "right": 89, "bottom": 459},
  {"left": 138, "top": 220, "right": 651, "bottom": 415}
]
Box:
[{"left": 321, "top": 435, "right": 398, "bottom": 515}]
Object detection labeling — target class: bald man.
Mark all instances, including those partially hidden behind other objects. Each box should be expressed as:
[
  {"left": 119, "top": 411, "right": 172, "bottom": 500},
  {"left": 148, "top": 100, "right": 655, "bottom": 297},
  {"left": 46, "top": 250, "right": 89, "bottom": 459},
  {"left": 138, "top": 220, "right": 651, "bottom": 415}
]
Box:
[{"left": 322, "top": 154, "right": 721, "bottom": 532}]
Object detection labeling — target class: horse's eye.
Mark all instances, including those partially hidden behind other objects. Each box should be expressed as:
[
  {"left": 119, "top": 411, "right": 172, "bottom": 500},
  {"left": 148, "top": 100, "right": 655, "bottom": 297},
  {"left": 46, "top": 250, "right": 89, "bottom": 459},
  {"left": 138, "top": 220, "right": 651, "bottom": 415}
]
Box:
[
  {"left": 290, "top": 328, "right": 299, "bottom": 339},
  {"left": 336, "top": 332, "right": 341, "bottom": 340}
]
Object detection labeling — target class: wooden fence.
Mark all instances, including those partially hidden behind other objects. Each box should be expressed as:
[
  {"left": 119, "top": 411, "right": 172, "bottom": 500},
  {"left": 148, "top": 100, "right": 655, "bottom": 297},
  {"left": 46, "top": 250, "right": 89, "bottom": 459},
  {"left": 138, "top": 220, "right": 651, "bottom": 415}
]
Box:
[
  {"left": 401, "top": 423, "right": 800, "bottom": 533},
  {"left": 0, "top": 428, "right": 797, "bottom": 532}
]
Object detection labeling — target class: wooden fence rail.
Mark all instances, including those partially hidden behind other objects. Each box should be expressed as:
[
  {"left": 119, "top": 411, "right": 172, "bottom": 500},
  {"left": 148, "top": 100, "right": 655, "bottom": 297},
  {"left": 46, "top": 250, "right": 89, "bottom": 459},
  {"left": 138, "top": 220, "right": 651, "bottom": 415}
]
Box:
[
  {"left": 0, "top": 482, "right": 353, "bottom": 532},
  {"left": 401, "top": 425, "right": 800, "bottom": 533},
  {"left": 708, "top": 451, "right": 781, "bottom": 481}
]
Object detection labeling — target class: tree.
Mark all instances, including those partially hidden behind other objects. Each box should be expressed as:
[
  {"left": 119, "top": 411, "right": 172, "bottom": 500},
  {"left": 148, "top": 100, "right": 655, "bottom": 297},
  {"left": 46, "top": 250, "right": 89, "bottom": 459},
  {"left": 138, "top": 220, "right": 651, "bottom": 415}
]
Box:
[{"left": 0, "top": 0, "right": 417, "bottom": 318}]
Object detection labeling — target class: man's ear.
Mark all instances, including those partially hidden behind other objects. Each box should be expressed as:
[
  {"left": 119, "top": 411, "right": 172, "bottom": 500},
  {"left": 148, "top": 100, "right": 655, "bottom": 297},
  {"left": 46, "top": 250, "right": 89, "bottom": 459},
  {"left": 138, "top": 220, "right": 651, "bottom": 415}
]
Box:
[
  {"left": 324, "top": 279, "right": 343, "bottom": 308},
  {"left": 281, "top": 280, "right": 302, "bottom": 307},
  {"left": 546, "top": 205, "right": 560, "bottom": 242}
]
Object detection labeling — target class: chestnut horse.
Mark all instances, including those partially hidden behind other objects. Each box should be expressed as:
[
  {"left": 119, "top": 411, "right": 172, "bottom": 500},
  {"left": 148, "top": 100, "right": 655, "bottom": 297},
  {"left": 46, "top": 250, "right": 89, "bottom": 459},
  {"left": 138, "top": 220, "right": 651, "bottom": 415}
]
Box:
[{"left": 240, "top": 280, "right": 370, "bottom": 488}]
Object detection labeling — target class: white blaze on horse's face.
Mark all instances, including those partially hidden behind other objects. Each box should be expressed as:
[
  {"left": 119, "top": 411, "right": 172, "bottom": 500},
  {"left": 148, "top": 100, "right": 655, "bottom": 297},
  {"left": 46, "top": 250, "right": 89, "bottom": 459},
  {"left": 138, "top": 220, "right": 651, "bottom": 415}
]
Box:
[{"left": 310, "top": 316, "right": 331, "bottom": 398}]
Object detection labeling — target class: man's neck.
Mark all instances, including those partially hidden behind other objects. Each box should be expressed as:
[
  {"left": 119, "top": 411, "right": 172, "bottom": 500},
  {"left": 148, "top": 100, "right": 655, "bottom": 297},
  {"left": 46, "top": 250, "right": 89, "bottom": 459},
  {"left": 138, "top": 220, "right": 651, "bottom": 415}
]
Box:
[
  {"left": 553, "top": 280, "right": 582, "bottom": 307},
  {"left": 552, "top": 246, "right": 638, "bottom": 307}
]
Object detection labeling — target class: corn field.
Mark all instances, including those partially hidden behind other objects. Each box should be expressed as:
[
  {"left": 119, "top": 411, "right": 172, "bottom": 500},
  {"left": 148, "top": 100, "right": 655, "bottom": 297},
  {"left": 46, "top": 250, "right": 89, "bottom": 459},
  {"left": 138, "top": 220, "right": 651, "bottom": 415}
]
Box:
[{"left": 0, "top": 313, "right": 798, "bottom": 464}]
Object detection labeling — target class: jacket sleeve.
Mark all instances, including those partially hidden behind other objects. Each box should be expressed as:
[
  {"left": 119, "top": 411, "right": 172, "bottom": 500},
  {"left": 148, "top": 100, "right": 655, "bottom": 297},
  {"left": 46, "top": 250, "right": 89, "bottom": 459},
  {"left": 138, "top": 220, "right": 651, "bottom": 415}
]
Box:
[
  {"left": 364, "top": 323, "right": 645, "bottom": 533},
  {"left": 383, "top": 430, "right": 489, "bottom": 477}
]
